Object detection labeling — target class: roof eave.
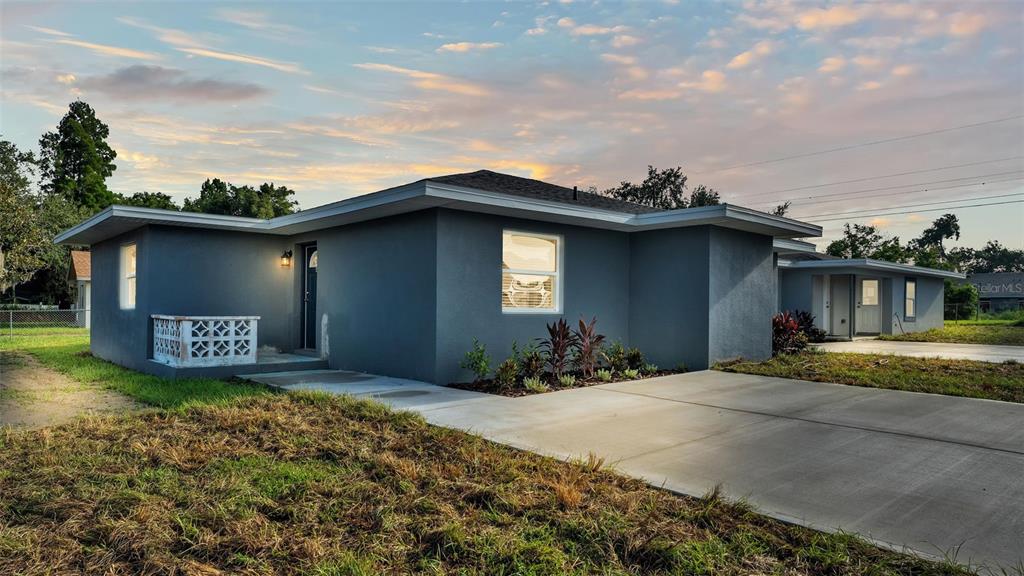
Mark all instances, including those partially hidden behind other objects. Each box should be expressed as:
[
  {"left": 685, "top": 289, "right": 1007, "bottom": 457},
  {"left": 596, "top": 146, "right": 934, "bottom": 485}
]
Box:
[{"left": 781, "top": 258, "right": 966, "bottom": 279}]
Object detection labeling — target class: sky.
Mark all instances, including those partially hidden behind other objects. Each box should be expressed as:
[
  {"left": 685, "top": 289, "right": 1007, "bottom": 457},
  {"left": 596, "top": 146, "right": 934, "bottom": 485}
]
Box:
[{"left": 1, "top": 0, "right": 1022, "bottom": 251}]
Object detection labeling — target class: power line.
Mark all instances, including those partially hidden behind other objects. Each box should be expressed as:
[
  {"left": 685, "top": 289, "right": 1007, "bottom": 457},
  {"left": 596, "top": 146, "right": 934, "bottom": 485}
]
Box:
[
  {"left": 811, "top": 199, "right": 1024, "bottom": 223},
  {"left": 778, "top": 175, "right": 1024, "bottom": 208},
  {"left": 797, "top": 191, "right": 1024, "bottom": 219},
  {"left": 691, "top": 114, "right": 1024, "bottom": 175},
  {"left": 758, "top": 170, "right": 1024, "bottom": 206},
  {"left": 734, "top": 155, "right": 1024, "bottom": 199}
]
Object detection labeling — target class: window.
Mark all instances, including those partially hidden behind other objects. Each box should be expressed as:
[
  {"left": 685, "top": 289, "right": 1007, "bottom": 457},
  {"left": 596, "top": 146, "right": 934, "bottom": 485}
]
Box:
[
  {"left": 861, "top": 279, "right": 878, "bottom": 306},
  {"left": 308, "top": 250, "right": 318, "bottom": 268},
  {"left": 502, "top": 230, "right": 561, "bottom": 313},
  {"left": 120, "top": 243, "right": 136, "bottom": 310},
  {"left": 904, "top": 278, "right": 916, "bottom": 320}
]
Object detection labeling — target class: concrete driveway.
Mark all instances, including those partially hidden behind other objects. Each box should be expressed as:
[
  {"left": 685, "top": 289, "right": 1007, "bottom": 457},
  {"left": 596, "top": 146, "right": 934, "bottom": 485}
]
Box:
[
  {"left": 246, "top": 369, "right": 1024, "bottom": 570},
  {"left": 815, "top": 339, "right": 1024, "bottom": 363}
]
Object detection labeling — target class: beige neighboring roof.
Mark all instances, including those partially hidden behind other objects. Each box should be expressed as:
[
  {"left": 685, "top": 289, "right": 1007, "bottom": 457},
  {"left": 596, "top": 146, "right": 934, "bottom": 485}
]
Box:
[{"left": 70, "top": 250, "right": 91, "bottom": 281}]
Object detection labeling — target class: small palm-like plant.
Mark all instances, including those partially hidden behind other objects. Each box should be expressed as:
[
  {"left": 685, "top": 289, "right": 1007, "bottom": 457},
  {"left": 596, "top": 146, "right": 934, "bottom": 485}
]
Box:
[
  {"left": 573, "top": 316, "right": 606, "bottom": 380},
  {"left": 539, "top": 318, "right": 578, "bottom": 380},
  {"left": 621, "top": 368, "right": 640, "bottom": 380},
  {"left": 596, "top": 368, "right": 613, "bottom": 382},
  {"left": 558, "top": 373, "right": 577, "bottom": 388},
  {"left": 523, "top": 376, "right": 548, "bottom": 393}
]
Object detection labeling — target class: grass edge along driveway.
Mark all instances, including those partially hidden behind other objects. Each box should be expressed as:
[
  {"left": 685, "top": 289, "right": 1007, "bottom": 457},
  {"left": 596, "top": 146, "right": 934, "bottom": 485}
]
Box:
[
  {"left": 0, "top": 331, "right": 983, "bottom": 574},
  {"left": 717, "top": 350, "right": 1024, "bottom": 403},
  {"left": 878, "top": 323, "right": 1024, "bottom": 346}
]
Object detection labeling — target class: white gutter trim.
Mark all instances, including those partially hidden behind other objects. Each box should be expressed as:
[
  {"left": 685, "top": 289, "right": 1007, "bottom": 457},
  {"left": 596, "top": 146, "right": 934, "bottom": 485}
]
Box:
[
  {"left": 781, "top": 258, "right": 966, "bottom": 279},
  {"left": 423, "top": 182, "right": 636, "bottom": 225}
]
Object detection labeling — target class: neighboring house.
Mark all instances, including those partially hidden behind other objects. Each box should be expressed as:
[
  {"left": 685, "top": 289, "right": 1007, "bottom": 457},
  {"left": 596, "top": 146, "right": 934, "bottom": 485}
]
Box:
[
  {"left": 68, "top": 250, "right": 92, "bottom": 328},
  {"left": 967, "top": 272, "right": 1024, "bottom": 312},
  {"left": 774, "top": 239, "right": 964, "bottom": 338},
  {"left": 57, "top": 170, "right": 824, "bottom": 381}
]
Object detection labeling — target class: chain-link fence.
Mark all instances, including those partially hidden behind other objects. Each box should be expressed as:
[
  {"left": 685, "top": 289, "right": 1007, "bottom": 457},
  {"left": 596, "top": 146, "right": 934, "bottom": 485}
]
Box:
[{"left": 1, "top": 309, "right": 91, "bottom": 336}]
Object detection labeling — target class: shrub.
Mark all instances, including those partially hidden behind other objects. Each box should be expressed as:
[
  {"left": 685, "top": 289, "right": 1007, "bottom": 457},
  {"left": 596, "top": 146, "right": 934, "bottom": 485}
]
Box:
[
  {"left": 642, "top": 363, "right": 659, "bottom": 375},
  {"left": 625, "top": 347, "right": 645, "bottom": 370},
  {"left": 539, "top": 318, "right": 578, "bottom": 379},
  {"left": 514, "top": 342, "right": 545, "bottom": 380},
  {"left": 460, "top": 339, "right": 491, "bottom": 382},
  {"left": 523, "top": 376, "right": 549, "bottom": 393},
  {"left": 944, "top": 279, "right": 979, "bottom": 320},
  {"left": 596, "top": 368, "right": 613, "bottom": 382},
  {"left": 791, "top": 310, "right": 827, "bottom": 343},
  {"left": 772, "top": 312, "right": 809, "bottom": 355},
  {"left": 602, "top": 341, "right": 629, "bottom": 373},
  {"left": 621, "top": 368, "right": 640, "bottom": 380},
  {"left": 557, "top": 373, "right": 577, "bottom": 387},
  {"left": 494, "top": 358, "right": 519, "bottom": 391},
  {"left": 573, "top": 316, "right": 606, "bottom": 379}
]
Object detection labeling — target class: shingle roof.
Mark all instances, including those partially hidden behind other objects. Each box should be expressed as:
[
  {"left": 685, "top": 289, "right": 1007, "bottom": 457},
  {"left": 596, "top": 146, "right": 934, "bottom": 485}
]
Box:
[
  {"left": 426, "top": 170, "right": 661, "bottom": 214},
  {"left": 70, "top": 250, "right": 91, "bottom": 280}
]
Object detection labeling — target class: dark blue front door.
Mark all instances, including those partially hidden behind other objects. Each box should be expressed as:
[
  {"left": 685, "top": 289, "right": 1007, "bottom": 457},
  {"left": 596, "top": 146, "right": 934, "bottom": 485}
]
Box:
[{"left": 303, "top": 245, "right": 318, "bottom": 349}]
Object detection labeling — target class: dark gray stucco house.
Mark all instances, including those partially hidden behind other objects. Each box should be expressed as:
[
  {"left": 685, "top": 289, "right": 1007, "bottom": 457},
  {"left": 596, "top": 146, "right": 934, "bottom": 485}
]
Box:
[
  {"left": 774, "top": 239, "right": 964, "bottom": 338},
  {"left": 57, "top": 170, "right": 825, "bottom": 382}
]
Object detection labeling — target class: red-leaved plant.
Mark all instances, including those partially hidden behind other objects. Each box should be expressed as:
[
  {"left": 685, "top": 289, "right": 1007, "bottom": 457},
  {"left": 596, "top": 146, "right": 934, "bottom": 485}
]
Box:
[
  {"left": 772, "top": 312, "right": 809, "bottom": 355},
  {"left": 573, "top": 316, "right": 606, "bottom": 379},
  {"left": 540, "top": 318, "right": 579, "bottom": 380}
]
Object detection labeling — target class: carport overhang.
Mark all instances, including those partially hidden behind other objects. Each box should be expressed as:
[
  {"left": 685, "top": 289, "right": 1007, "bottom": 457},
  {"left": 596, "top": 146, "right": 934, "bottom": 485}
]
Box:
[{"left": 778, "top": 258, "right": 966, "bottom": 280}]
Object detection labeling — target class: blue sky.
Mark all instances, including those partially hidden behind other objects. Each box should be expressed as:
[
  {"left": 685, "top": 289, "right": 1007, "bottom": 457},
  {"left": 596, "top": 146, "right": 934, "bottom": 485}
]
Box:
[{"left": 2, "top": 1, "right": 1022, "bottom": 250}]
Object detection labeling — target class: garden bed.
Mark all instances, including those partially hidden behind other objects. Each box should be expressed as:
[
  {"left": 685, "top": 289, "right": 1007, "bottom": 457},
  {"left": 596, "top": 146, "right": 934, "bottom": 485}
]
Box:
[{"left": 448, "top": 368, "right": 682, "bottom": 397}]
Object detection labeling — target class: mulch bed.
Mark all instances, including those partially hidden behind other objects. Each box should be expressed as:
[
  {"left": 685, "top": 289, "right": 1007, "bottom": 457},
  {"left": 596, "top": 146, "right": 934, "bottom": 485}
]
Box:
[{"left": 448, "top": 370, "right": 683, "bottom": 397}]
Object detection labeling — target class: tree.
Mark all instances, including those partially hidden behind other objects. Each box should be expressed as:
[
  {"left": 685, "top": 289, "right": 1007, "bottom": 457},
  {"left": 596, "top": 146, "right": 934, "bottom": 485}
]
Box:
[
  {"left": 825, "top": 223, "right": 907, "bottom": 262},
  {"left": 944, "top": 279, "right": 978, "bottom": 320},
  {"left": 118, "top": 191, "right": 180, "bottom": 210},
  {"left": 604, "top": 165, "right": 688, "bottom": 210},
  {"left": 182, "top": 178, "right": 298, "bottom": 218},
  {"left": 687, "top": 184, "right": 721, "bottom": 207},
  {"left": 771, "top": 201, "right": 791, "bottom": 216},
  {"left": 38, "top": 101, "right": 118, "bottom": 212},
  {"left": 952, "top": 241, "right": 1024, "bottom": 274},
  {"left": 0, "top": 140, "right": 48, "bottom": 294},
  {"left": 604, "top": 165, "right": 724, "bottom": 210},
  {"left": 908, "top": 213, "right": 961, "bottom": 270}
]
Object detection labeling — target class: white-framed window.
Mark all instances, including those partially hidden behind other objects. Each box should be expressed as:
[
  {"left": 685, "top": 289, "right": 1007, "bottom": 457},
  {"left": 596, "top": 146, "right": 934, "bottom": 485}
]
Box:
[
  {"left": 501, "top": 230, "right": 561, "bottom": 313},
  {"left": 862, "top": 279, "right": 878, "bottom": 306},
  {"left": 904, "top": 278, "right": 916, "bottom": 320},
  {"left": 120, "top": 243, "right": 137, "bottom": 310}
]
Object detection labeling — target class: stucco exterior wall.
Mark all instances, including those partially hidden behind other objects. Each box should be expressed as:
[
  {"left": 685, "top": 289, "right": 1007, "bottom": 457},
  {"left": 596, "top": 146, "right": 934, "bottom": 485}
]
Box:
[
  {"left": 434, "top": 208, "right": 630, "bottom": 384},
  {"left": 890, "top": 275, "right": 944, "bottom": 334},
  {"left": 708, "top": 228, "right": 774, "bottom": 363},
  {"left": 90, "top": 228, "right": 150, "bottom": 372},
  {"left": 314, "top": 210, "right": 438, "bottom": 382},
  {"left": 628, "top": 227, "right": 710, "bottom": 370}
]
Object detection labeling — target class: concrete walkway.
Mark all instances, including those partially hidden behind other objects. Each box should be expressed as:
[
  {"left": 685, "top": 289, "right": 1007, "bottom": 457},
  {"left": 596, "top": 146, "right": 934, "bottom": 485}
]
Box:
[
  {"left": 815, "top": 339, "right": 1024, "bottom": 363},
  {"left": 244, "top": 369, "right": 1024, "bottom": 570}
]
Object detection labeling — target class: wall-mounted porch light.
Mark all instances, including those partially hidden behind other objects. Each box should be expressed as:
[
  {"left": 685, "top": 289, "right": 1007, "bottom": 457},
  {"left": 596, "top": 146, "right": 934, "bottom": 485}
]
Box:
[{"left": 280, "top": 250, "right": 293, "bottom": 267}]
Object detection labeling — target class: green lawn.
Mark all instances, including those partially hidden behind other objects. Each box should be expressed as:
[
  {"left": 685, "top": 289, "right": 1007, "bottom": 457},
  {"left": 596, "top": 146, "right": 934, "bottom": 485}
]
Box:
[
  {"left": 879, "top": 323, "right": 1024, "bottom": 346},
  {"left": 0, "top": 335, "right": 983, "bottom": 574},
  {"left": 0, "top": 332, "right": 271, "bottom": 409},
  {"left": 718, "top": 351, "right": 1024, "bottom": 403}
]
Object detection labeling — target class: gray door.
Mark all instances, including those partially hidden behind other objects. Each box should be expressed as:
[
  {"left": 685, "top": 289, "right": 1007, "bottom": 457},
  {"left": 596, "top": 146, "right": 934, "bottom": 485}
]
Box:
[
  {"left": 830, "top": 275, "right": 851, "bottom": 338},
  {"left": 855, "top": 277, "right": 881, "bottom": 334}
]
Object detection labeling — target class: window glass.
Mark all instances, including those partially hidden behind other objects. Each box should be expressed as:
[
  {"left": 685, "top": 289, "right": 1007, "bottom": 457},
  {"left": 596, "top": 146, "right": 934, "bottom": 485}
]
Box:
[
  {"left": 121, "top": 243, "right": 136, "bottom": 309},
  {"left": 905, "top": 278, "right": 917, "bottom": 319},
  {"left": 308, "top": 250, "right": 318, "bottom": 269},
  {"left": 862, "top": 279, "right": 878, "bottom": 306},
  {"left": 502, "top": 231, "right": 559, "bottom": 312}
]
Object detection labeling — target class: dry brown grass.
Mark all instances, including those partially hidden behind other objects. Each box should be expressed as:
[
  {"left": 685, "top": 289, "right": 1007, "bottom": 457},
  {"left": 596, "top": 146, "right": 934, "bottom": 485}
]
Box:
[{"left": 0, "top": 392, "right": 970, "bottom": 575}]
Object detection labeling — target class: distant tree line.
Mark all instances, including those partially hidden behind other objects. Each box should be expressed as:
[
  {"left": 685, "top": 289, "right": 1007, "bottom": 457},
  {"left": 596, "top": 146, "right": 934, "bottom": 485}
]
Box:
[{"left": 1, "top": 100, "right": 300, "bottom": 305}]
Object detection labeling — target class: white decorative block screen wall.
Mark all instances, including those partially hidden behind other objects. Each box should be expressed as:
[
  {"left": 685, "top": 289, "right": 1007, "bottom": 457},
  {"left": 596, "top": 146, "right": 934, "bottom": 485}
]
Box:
[{"left": 152, "top": 315, "right": 259, "bottom": 367}]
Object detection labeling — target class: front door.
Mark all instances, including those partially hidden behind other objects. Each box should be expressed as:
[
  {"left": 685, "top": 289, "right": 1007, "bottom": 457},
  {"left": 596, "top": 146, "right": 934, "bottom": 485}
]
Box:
[
  {"left": 830, "top": 275, "right": 851, "bottom": 338},
  {"left": 302, "top": 244, "right": 318, "bottom": 349},
  {"left": 855, "top": 277, "right": 881, "bottom": 334}
]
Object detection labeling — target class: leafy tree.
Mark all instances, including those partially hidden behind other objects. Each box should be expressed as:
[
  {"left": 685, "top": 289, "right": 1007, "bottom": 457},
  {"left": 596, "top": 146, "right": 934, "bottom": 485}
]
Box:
[
  {"left": 944, "top": 279, "right": 978, "bottom": 320},
  {"left": 687, "top": 184, "right": 721, "bottom": 207},
  {"left": 771, "top": 201, "right": 791, "bottom": 216},
  {"left": 182, "top": 178, "right": 297, "bottom": 218},
  {"left": 952, "top": 241, "right": 1024, "bottom": 274},
  {"left": 38, "top": 101, "right": 117, "bottom": 212},
  {"left": 908, "top": 213, "right": 961, "bottom": 269},
  {"left": 118, "top": 191, "right": 180, "bottom": 210},
  {"left": 604, "top": 165, "right": 723, "bottom": 210},
  {"left": 605, "top": 165, "right": 688, "bottom": 210},
  {"left": 825, "top": 223, "right": 907, "bottom": 262},
  {"left": 0, "top": 140, "right": 48, "bottom": 294}
]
